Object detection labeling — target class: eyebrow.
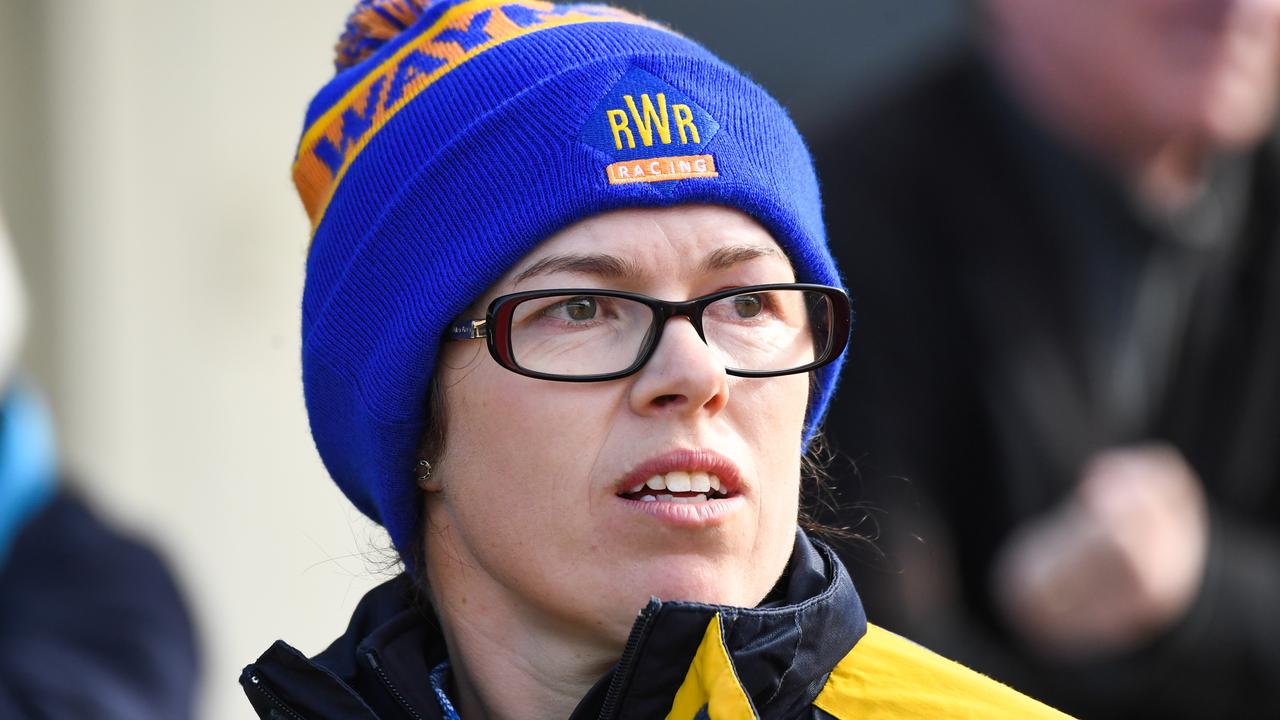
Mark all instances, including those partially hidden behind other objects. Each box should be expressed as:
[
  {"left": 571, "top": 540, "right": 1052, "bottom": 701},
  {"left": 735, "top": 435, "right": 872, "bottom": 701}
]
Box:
[
  {"left": 511, "top": 244, "right": 787, "bottom": 286},
  {"left": 513, "top": 253, "right": 642, "bottom": 285},
  {"left": 697, "top": 244, "right": 785, "bottom": 274}
]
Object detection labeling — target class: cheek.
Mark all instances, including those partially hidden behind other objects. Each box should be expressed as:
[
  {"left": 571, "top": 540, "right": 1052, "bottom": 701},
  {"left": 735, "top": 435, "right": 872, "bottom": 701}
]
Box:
[
  {"left": 730, "top": 374, "right": 810, "bottom": 447},
  {"left": 436, "top": 365, "right": 619, "bottom": 550},
  {"left": 1111, "top": 17, "right": 1176, "bottom": 92},
  {"left": 733, "top": 375, "right": 808, "bottom": 594},
  {"left": 448, "top": 379, "right": 598, "bottom": 486},
  {"left": 730, "top": 373, "right": 808, "bottom": 506}
]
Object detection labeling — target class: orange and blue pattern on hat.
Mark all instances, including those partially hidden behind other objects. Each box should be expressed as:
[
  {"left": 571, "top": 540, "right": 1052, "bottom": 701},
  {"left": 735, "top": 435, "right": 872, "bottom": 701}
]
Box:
[
  {"left": 578, "top": 66, "right": 721, "bottom": 187},
  {"left": 293, "top": 0, "right": 662, "bottom": 233}
]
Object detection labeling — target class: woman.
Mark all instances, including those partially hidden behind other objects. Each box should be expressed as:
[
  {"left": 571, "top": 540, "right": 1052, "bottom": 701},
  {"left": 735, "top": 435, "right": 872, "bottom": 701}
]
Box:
[{"left": 242, "top": 1, "right": 1070, "bottom": 717}]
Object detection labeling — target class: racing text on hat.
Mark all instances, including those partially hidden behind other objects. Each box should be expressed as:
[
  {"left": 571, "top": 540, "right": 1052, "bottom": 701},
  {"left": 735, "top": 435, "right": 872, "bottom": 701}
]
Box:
[
  {"left": 605, "top": 155, "right": 717, "bottom": 184},
  {"left": 580, "top": 67, "right": 721, "bottom": 186}
]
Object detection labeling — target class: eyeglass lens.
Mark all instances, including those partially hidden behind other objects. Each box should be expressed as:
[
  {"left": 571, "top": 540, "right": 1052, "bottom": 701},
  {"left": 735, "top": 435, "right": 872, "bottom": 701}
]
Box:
[{"left": 505, "top": 289, "right": 832, "bottom": 377}]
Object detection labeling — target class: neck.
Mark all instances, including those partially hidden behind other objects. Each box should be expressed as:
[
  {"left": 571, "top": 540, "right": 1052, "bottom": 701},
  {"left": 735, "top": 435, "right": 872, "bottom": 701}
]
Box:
[
  {"left": 983, "top": 22, "right": 1213, "bottom": 211},
  {"left": 440, "top": 611, "right": 613, "bottom": 720},
  {"left": 424, "top": 524, "right": 621, "bottom": 719}
]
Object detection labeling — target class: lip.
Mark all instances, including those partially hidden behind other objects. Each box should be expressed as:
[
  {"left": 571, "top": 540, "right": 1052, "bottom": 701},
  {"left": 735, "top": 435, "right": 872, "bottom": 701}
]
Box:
[
  {"left": 612, "top": 448, "right": 747, "bottom": 528},
  {"left": 614, "top": 448, "right": 745, "bottom": 497}
]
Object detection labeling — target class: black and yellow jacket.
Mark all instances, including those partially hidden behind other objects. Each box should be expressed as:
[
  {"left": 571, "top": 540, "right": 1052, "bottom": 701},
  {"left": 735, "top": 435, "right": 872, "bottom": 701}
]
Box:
[{"left": 241, "top": 532, "right": 1071, "bottom": 719}]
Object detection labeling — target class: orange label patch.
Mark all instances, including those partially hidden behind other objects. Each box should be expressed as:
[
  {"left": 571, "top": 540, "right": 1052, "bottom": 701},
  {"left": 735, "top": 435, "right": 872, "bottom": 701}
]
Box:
[{"left": 605, "top": 154, "right": 718, "bottom": 185}]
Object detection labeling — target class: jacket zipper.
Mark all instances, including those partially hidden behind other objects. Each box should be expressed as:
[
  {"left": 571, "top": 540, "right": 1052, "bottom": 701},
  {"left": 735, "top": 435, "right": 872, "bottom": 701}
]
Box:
[
  {"left": 245, "top": 671, "right": 308, "bottom": 720},
  {"left": 365, "top": 650, "right": 427, "bottom": 720},
  {"left": 596, "top": 602, "right": 658, "bottom": 720}
]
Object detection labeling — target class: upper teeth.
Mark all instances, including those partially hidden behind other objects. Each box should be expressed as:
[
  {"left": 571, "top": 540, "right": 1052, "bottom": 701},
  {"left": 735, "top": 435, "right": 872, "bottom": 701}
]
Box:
[{"left": 629, "top": 471, "right": 723, "bottom": 495}]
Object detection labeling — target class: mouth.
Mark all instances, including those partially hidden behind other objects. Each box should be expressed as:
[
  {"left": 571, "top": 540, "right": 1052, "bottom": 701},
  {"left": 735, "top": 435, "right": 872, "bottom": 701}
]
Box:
[
  {"left": 617, "top": 470, "right": 734, "bottom": 503},
  {"left": 612, "top": 449, "right": 745, "bottom": 514}
]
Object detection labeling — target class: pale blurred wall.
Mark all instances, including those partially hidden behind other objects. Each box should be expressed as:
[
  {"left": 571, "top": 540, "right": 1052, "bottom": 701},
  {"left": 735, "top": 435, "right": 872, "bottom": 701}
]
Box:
[
  {"left": 0, "top": 2, "right": 959, "bottom": 719},
  {"left": 0, "top": 2, "right": 384, "bottom": 719}
]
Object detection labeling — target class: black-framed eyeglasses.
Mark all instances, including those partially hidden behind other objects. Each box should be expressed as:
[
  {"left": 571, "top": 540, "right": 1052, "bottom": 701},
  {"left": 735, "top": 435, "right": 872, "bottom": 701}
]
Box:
[{"left": 446, "top": 283, "right": 851, "bottom": 382}]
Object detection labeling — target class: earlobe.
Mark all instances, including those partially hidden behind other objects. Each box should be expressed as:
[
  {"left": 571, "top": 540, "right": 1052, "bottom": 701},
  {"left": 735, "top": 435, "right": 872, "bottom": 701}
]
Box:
[{"left": 416, "top": 459, "right": 444, "bottom": 492}]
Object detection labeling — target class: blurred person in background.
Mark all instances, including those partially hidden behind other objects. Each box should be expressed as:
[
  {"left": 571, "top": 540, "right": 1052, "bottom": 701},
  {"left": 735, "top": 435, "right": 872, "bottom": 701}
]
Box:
[
  {"left": 814, "top": 0, "right": 1280, "bottom": 717},
  {"left": 0, "top": 207, "right": 198, "bottom": 718}
]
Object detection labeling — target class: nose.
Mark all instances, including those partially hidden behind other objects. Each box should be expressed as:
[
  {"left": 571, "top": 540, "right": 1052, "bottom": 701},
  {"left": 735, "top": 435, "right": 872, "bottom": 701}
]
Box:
[{"left": 628, "top": 316, "right": 729, "bottom": 416}]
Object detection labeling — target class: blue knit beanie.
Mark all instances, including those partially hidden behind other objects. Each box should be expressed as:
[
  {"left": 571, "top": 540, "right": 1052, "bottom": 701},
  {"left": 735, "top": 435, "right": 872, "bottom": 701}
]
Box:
[{"left": 297, "top": 0, "right": 846, "bottom": 555}]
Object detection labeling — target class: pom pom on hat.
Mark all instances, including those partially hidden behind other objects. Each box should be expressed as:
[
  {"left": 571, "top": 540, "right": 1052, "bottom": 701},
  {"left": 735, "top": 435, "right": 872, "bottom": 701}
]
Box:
[{"left": 335, "top": 0, "right": 434, "bottom": 71}]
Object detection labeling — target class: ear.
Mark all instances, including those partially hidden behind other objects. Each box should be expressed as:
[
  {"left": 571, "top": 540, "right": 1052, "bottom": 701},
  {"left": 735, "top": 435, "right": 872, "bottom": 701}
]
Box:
[{"left": 416, "top": 459, "right": 444, "bottom": 492}]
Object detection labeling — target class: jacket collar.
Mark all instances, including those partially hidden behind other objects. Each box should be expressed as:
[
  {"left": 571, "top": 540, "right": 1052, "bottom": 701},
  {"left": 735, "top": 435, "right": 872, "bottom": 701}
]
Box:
[{"left": 242, "top": 530, "right": 865, "bottom": 719}]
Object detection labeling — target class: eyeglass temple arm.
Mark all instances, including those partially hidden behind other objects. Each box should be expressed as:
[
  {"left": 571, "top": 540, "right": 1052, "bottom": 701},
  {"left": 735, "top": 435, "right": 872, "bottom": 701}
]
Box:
[{"left": 447, "top": 319, "right": 488, "bottom": 341}]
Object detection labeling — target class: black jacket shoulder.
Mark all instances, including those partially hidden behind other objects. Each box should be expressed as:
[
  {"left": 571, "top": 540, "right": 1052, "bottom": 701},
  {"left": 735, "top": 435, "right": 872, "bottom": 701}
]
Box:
[{"left": 0, "top": 489, "right": 199, "bottom": 719}]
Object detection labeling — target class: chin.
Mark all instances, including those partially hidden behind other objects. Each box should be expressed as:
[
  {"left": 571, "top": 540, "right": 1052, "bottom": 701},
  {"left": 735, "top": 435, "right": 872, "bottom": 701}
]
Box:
[{"left": 630, "top": 555, "right": 773, "bottom": 607}]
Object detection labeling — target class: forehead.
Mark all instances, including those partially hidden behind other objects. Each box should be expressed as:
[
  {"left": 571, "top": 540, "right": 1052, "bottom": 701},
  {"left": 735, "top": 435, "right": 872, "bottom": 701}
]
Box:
[{"left": 512, "top": 205, "right": 790, "bottom": 280}]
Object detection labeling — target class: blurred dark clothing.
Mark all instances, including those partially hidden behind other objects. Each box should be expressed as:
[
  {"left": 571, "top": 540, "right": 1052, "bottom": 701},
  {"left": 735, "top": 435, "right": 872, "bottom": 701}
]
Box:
[
  {"left": 0, "top": 489, "right": 199, "bottom": 719},
  {"left": 813, "top": 45, "right": 1280, "bottom": 720}
]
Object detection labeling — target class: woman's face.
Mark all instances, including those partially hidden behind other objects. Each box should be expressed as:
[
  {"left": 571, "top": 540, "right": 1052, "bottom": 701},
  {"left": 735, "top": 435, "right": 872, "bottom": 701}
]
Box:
[{"left": 426, "top": 205, "right": 809, "bottom": 647}]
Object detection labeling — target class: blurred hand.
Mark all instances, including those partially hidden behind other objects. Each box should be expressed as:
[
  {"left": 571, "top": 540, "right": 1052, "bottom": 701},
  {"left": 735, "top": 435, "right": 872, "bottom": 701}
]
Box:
[{"left": 992, "top": 444, "right": 1209, "bottom": 659}]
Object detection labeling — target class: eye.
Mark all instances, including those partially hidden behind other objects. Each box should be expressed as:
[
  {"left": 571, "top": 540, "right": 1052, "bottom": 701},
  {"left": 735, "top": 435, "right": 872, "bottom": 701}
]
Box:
[
  {"left": 561, "top": 296, "right": 598, "bottom": 321},
  {"left": 732, "top": 294, "right": 763, "bottom": 318}
]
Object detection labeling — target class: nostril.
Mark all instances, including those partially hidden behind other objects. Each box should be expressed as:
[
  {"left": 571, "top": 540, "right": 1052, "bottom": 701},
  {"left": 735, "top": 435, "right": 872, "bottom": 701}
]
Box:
[{"left": 652, "top": 393, "right": 682, "bottom": 407}]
